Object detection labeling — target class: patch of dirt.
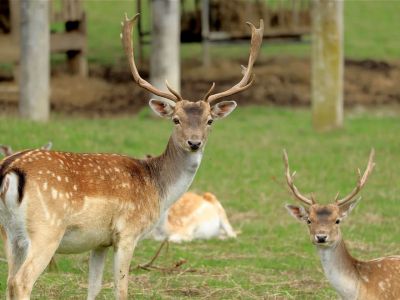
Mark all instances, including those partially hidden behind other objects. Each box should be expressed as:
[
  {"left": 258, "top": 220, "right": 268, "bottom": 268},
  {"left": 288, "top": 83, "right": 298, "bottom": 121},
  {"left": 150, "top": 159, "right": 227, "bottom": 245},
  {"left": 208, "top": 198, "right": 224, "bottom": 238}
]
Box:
[{"left": 1, "top": 57, "right": 400, "bottom": 117}]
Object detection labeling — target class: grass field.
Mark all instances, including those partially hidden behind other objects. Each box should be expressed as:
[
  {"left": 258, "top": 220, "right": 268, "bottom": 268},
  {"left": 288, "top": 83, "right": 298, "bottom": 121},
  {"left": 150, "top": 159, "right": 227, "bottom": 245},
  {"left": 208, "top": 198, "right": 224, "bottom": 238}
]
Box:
[
  {"left": 0, "top": 106, "right": 399, "bottom": 299},
  {"left": 81, "top": 0, "right": 400, "bottom": 65}
]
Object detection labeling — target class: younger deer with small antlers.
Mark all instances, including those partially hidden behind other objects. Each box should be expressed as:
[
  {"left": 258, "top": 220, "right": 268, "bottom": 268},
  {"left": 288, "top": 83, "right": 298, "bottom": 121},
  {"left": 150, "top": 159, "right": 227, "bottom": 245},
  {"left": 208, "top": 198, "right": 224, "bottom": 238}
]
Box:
[
  {"left": 0, "top": 13, "right": 263, "bottom": 300},
  {"left": 284, "top": 150, "right": 400, "bottom": 300}
]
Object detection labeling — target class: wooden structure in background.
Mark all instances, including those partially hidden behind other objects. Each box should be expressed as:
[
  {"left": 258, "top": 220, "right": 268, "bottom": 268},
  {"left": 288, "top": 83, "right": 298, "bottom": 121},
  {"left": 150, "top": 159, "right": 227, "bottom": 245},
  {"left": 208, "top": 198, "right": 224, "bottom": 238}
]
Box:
[
  {"left": 0, "top": 0, "right": 87, "bottom": 77},
  {"left": 137, "top": 0, "right": 311, "bottom": 42},
  {"left": 203, "top": 0, "right": 311, "bottom": 41},
  {"left": 137, "top": 0, "right": 311, "bottom": 65}
]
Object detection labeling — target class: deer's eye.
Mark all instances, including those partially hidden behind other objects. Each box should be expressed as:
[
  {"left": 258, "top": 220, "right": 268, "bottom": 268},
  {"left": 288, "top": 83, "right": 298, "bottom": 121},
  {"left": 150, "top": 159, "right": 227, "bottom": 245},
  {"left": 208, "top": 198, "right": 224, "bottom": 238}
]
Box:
[
  {"left": 173, "top": 118, "right": 180, "bottom": 125},
  {"left": 207, "top": 119, "right": 214, "bottom": 125},
  {"left": 335, "top": 219, "right": 341, "bottom": 224},
  {"left": 306, "top": 219, "right": 311, "bottom": 224}
]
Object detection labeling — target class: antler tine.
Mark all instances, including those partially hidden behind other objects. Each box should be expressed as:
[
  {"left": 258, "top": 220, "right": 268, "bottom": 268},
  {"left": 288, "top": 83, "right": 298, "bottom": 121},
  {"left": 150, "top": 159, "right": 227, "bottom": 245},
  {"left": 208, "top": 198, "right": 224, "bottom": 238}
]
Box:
[
  {"left": 334, "top": 191, "right": 340, "bottom": 201},
  {"left": 283, "top": 150, "right": 315, "bottom": 206},
  {"left": 336, "top": 149, "right": 376, "bottom": 206},
  {"left": 206, "top": 19, "right": 264, "bottom": 104},
  {"left": 165, "top": 80, "right": 182, "bottom": 101},
  {"left": 121, "top": 13, "right": 181, "bottom": 102},
  {"left": 202, "top": 82, "right": 216, "bottom": 101}
]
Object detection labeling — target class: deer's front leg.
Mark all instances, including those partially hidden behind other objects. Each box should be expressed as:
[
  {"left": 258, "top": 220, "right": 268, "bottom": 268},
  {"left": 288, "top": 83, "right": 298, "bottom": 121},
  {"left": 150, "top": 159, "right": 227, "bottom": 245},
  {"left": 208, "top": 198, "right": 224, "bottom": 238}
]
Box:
[
  {"left": 87, "top": 247, "right": 108, "bottom": 300},
  {"left": 113, "top": 233, "right": 138, "bottom": 300}
]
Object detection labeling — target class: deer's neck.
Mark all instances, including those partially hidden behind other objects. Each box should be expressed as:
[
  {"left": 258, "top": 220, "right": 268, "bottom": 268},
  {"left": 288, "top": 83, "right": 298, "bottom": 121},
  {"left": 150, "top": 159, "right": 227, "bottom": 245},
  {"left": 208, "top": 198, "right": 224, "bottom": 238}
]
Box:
[
  {"left": 318, "top": 239, "right": 360, "bottom": 299},
  {"left": 147, "top": 137, "right": 203, "bottom": 216}
]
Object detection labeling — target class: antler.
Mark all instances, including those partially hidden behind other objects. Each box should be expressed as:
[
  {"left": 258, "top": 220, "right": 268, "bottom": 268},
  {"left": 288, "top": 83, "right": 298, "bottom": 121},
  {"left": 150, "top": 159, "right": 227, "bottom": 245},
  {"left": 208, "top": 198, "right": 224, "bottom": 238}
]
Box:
[
  {"left": 121, "top": 14, "right": 182, "bottom": 102},
  {"left": 336, "top": 149, "right": 375, "bottom": 206},
  {"left": 206, "top": 20, "right": 264, "bottom": 104},
  {"left": 283, "top": 150, "right": 315, "bottom": 206}
]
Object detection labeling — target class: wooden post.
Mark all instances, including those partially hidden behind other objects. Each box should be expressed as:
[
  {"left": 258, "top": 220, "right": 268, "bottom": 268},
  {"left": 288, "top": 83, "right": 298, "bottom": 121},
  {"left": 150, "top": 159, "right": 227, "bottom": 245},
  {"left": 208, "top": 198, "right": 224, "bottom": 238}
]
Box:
[
  {"left": 20, "top": 0, "right": 50, "bottom": 121},
  {"left": 311, "top": 0, "right": 343, "bottom": 131},
  {"left": 63, "top": 0, "right": 87, "bottom": 76},
  {"left": 10, "top": 0, "right": 21, "bottom": 82},
  {"left": 65, "top": 16, "right": 88, "bottom": 77},
  {"left": 150, "top": 0, "right": 181, "bottom": 98},
  {"left": 201, "top": 0, "right": 210, "bottom": 67}
]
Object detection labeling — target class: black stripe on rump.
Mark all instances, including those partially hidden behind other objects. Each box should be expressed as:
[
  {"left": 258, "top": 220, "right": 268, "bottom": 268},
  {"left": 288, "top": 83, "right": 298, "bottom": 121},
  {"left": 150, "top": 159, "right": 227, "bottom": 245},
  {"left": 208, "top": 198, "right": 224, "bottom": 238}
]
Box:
[{"left": 0, "top": 150, "right": 31, "bottom": 204}]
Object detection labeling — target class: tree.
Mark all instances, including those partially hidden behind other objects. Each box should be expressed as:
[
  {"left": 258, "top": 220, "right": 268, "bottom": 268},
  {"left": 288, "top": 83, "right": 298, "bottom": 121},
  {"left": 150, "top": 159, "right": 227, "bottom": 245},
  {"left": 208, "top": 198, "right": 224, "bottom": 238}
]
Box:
[
  {"left": 150, "top": 0, "right": 181, "bottom": 99},
  {"left": 20, "top": 0, "right": 50, "bottom": 121},
  {"left": 311, "top": 0, "right": 343, "bottom": 131}
]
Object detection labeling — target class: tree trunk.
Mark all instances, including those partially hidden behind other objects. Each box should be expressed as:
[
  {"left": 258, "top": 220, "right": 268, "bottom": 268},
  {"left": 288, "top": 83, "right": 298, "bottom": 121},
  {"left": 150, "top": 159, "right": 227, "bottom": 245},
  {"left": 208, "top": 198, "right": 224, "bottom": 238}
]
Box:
[
  {"left": 150, "top": 0, "right": 180, "bottom": 99},
  {"left": 20, "top": 0, "right": 50, "bottom": 122},
  {"left": 311, "top": 0, "right": 343, "bottom": 131}
]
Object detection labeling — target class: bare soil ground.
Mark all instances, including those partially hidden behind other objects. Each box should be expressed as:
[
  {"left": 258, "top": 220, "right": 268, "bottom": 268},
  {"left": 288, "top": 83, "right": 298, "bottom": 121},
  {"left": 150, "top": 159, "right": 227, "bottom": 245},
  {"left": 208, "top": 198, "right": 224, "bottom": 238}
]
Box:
[{"left": 0, "top": 57, "right": 399, "bottom": 116}]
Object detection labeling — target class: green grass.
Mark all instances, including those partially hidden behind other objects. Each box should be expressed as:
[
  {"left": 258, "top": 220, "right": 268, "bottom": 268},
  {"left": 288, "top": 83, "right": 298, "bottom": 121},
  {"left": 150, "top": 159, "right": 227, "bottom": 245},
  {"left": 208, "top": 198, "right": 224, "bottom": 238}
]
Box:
[
  {"left": 0, "top": 106, "right": 399, "bottom": 299},
  {"left": 79, "top": 0, "right": 400, "bottom": 65}
]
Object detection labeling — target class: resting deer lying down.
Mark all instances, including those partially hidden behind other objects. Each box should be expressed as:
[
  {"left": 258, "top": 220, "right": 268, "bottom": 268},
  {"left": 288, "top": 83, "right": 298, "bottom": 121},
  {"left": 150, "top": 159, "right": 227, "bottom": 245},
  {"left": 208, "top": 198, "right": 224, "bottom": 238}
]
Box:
[
  {"left": 284, "top": 149, "right": 400, "bottom": 300},
  {"left": 152, "top": 191, "right": 237, "bottom": 243},
  {"left": 0, "top": 14, "right": 263, "bottom": 300}
]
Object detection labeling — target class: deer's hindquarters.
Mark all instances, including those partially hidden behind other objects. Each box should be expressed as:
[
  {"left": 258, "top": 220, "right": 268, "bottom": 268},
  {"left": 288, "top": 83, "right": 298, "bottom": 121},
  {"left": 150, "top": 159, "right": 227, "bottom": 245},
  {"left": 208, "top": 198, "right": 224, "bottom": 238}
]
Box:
[{"left": 0, "top": 172, "right": 30, "bottom": 251}]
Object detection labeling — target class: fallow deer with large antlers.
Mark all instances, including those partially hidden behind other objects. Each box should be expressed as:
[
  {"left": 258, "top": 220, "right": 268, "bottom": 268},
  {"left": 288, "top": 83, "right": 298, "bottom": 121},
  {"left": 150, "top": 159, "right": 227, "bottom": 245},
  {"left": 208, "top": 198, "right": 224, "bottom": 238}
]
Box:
[
  {"left": 0, "top": 14, "right": 263, "bottom": 300},
  {"left": 284, "top": 150, "right": 400, "bottom": 299}
]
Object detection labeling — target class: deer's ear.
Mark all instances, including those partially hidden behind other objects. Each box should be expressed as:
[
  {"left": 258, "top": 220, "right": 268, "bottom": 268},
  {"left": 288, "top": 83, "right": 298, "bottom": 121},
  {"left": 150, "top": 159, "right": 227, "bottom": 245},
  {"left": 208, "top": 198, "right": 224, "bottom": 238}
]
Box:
[
  {"left": 211, "top": 101, "right": 237, "bottom": 120},
  {"left": 41, "top": 141, "right": 52, "bottom": 150},
  {"left": 285, "top": 204, "right": 309, "bottom": 222},
  {"left": 0, "top": 145, "right": 13, "bottom": 157},
  {"left": 149, "top": 99, "right": 175, "bottom": 118},
  {"left": 339, "top": 197, "right": 361, "bottom": 219}
]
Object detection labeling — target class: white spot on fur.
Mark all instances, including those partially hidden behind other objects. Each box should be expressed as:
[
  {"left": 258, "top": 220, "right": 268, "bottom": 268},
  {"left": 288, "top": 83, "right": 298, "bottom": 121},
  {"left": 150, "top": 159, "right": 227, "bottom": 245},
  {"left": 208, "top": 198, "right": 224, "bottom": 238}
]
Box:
[
  {"left": 43, "top": 182, "right": 48, "bottom": 191},
  {"left": 51, "top": 188, "right": 58, "bottom": 200}
]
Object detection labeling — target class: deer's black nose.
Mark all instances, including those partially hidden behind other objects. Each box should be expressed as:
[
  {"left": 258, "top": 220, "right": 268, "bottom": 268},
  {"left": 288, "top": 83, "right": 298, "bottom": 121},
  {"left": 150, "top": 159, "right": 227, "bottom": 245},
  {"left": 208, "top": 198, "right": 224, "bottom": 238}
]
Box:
[
  {"left": 316, "top": 234, "right": 328, "bottom": 243},
  {"left": 188, "top": 140, "right": 201, "bottom": 150}
]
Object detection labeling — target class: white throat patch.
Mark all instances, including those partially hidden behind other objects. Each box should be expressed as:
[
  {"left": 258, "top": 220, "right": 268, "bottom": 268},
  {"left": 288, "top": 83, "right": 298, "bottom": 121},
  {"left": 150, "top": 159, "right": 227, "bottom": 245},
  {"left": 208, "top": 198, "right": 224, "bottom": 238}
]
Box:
[
  {"left": 162, "top": 151, "right": 203, "bottom": 214},
  {"left": 318, "top": 247, "right": 359, "bottom": 299}
]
